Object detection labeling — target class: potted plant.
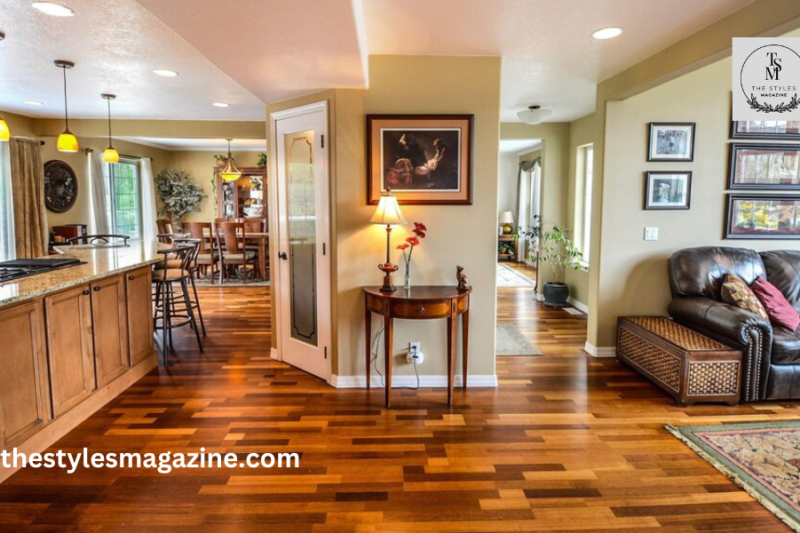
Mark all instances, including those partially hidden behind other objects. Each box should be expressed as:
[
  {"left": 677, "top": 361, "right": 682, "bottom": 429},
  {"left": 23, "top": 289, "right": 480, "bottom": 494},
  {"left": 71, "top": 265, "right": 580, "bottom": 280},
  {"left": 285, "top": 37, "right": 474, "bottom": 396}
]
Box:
[
  {"left": 519, "top": 214, "right": 541, "bottom": 265},
  {"left": 154, "top": 169, "right": 207, "bottom": 229},
  {"left": 539, "top": 225, "right": 582, "bottom": 307}
]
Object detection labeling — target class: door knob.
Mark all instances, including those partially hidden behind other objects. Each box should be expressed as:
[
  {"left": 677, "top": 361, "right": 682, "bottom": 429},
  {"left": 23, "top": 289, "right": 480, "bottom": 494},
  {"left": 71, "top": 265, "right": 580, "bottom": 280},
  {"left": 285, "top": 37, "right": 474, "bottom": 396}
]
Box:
[{"left": 279, "top": 252, "right": 288, "bottom": 260}]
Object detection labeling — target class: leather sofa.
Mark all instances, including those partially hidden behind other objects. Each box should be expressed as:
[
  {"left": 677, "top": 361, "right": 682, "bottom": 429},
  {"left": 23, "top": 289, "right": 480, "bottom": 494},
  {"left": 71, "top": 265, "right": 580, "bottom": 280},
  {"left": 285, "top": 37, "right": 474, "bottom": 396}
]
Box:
[{"left": 668, "top": 246, "right": 800, "bottom": 402}]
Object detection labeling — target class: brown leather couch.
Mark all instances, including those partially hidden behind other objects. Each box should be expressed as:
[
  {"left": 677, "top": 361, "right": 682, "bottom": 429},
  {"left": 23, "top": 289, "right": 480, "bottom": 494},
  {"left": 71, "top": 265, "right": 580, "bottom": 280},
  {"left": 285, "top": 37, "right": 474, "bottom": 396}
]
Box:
[{"left": 668, "top": 246, "right": 800, "bottom": 402}]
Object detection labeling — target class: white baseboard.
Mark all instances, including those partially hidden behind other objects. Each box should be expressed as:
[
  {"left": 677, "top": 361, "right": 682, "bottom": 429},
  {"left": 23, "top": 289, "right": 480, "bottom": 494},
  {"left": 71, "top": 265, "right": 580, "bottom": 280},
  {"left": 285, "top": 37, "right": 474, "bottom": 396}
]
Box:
[
  {"left": 330, "top": 374, "right": 498, "bottom": 389},
  {"left": 567, "top": 297, "right": 588, "bottom": 314},
  {"left": 270, "top": 347, "right": 280, "bottom": 361},
  {"left": 584, "top": 342, "right": 616, "bottom": 358}
]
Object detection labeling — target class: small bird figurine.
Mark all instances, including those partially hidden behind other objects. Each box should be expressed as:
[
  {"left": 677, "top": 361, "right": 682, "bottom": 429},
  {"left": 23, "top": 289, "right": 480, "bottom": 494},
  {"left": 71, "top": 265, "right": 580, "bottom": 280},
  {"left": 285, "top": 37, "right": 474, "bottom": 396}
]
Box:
[{"left": 457, "top": 265, "right": 471, "bottom": 292}]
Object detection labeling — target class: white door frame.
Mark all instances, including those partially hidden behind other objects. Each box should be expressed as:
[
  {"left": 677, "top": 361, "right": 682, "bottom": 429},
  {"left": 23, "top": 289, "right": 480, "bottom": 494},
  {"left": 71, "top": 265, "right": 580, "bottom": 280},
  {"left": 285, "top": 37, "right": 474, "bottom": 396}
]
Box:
[{"left": 268, "top": 101, "right": 332, "bottom": 382}]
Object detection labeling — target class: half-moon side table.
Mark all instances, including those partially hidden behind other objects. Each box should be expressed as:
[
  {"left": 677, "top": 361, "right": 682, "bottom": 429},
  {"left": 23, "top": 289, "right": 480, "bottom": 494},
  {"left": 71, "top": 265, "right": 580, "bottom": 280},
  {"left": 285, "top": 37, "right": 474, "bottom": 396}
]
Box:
[{"left": 363, "top": 286, "right": 471, "bottom": 407}]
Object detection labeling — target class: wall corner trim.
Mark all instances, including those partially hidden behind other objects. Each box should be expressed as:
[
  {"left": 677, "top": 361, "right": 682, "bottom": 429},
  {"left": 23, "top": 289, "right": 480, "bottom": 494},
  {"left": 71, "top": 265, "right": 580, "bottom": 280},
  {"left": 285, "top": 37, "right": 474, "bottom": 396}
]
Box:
[
  {"left": 584, "top": 342, "right": 616, "bottom": 358},
  {"left": 330, "top": 374, "right": 498, "bottom": 389},
  {"left": 270, "top": 347, "right": 280, "bottom": 361}
]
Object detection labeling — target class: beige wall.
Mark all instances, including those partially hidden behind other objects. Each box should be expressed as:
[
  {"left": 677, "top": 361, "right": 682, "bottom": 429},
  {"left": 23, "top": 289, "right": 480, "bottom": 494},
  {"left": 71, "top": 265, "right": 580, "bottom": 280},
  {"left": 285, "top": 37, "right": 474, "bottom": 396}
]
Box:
[{"left": 497, "top": 152, "right": 520, "bottom": 216}]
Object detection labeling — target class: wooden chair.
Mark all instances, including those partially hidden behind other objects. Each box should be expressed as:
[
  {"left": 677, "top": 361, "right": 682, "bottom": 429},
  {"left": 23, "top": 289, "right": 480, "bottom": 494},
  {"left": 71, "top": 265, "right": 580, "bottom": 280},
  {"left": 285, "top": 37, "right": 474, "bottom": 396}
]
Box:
[
  {"left": 183, "top": 222, "right": 218, "bottom": 280},
  {"left": 156, "top": 219, "right": 175, "bottom": 243},
  {"left": 240, "top": 217, "right": 266, "bottom": 233},
  {"left": 215, "top": 222, "right": 257, "bottom": 284}
]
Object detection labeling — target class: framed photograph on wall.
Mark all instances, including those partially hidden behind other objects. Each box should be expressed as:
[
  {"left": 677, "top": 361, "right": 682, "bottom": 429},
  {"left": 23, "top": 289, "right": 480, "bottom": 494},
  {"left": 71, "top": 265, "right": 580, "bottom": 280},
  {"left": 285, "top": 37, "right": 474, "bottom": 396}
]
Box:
[
  {"left": 367, "top": 114, "right": 473, "bottom": 205},
  {"left": 648, "top": 122, "right": 695, "bottom": 162},
  {"left": 727, "top": 143, "right": 800, "bottom": 190},
  {"left": 731, "top": 120, "right": 800, "bottom": 140},
  {"left": 726, "top": 194, "right": 800, "bottom": 239},
  {"left": 644, "top": 171, "right": 692, "bottom": 210}
]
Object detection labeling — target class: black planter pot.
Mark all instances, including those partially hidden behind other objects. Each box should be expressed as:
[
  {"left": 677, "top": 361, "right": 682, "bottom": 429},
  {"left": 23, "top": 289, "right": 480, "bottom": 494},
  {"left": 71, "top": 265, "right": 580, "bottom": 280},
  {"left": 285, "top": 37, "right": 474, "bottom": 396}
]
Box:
[{"left": 542, "top": 282, "right": 569, "bottom": 307}]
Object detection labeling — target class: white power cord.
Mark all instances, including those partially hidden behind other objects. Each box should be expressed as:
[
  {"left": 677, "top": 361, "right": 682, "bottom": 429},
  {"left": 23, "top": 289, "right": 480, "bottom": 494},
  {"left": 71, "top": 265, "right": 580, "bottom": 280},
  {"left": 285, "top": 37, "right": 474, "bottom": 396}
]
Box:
[{"left": 370, "top": 327, "right": 420, "bottom": 390}]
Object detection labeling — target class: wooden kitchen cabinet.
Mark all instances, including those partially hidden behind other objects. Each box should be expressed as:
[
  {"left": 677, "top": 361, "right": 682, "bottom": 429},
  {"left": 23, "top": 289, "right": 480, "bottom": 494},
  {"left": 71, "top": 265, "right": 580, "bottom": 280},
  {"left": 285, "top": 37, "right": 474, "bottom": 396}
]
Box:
[
  {"left": 125, "top": 267, "right": 154, "bottom": 366},
  {"left": 0, "top": 301, "right": 52, "bottom": 448},
  {"left": 91, "top": 275, "right": 130, "bottom": 388},
  {"left": 45, "top": 285, "right": 97, "bottom": 417}
]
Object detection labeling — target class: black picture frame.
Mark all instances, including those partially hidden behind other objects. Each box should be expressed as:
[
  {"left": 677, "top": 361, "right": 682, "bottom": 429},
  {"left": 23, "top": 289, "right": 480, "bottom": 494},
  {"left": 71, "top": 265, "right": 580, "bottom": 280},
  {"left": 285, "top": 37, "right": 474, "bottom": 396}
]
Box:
[
  {"left": 644, "top": 171, "right": 692, "bottom": 210},
  {"left": 647, "top": 122, "right": 695, "bottom": 162},
  {"left": 725, "top": 194, "right": 800, "bottom": 240},
  {"left": 731, "top": 120, "right": 800, "bottom": 140},
  {"left": 727, "top": 143, "right": 800, "bottom": 190}
]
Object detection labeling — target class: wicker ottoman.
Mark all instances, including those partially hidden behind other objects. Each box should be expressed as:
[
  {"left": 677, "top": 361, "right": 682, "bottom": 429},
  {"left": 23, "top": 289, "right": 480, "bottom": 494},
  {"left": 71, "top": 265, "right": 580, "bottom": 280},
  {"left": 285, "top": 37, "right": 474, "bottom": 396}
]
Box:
[{"left": 616, "top": 317, "right": 742, "bottom": 406}]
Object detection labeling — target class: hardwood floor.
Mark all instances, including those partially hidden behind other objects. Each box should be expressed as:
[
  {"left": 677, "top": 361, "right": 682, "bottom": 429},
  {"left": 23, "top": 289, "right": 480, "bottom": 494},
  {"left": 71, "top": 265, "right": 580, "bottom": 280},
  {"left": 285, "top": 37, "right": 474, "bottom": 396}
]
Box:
[{"left": 0, "top": 285, "right": 796, "bottom": 531}]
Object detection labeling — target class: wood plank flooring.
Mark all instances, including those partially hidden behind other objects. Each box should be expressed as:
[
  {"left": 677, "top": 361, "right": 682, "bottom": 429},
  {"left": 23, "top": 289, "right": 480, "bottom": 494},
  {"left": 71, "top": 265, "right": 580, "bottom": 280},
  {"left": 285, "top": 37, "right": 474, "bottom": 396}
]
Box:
[{"left": 0, "top": 285, "right": 796, "bottom": 531}]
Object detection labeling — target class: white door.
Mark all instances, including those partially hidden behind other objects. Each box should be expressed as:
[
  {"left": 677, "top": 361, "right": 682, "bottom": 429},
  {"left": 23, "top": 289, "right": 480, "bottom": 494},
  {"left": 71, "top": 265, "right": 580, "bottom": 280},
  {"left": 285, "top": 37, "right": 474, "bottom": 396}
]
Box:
[{"left": 272, "top": 102, "right": 331, "bottom": 380}]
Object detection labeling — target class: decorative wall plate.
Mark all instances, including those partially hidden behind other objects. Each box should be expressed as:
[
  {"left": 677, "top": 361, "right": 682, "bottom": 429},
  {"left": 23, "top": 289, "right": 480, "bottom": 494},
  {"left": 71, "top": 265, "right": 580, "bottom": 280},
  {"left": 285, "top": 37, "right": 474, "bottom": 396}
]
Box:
[{"left": 44, "top": 160, "right": 78, "bottom": 213}]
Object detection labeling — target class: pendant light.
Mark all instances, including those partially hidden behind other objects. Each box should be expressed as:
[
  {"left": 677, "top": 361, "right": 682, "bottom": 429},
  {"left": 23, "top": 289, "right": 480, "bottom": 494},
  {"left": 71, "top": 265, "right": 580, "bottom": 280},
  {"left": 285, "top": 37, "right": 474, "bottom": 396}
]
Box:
[
  {"left": 219, "top": 138, "right": 242, "bottom": 181},
  {"left": 0, "top": 31, "right": 9, "bottom": 141},
  {"left": 101, "top": 94, "right": 119, "bottom": 163},
  {"left": 55, "top": 60, "right": 78, "bottom": 153}
]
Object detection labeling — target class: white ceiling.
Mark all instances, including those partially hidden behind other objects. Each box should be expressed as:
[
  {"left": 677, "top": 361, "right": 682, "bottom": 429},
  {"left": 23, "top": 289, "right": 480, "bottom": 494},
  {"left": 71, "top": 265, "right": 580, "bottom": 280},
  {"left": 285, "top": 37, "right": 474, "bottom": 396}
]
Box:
[
  {"left": 499, "top": 139, "right": 541, "bottom": 154},
  {"left": 118, "top": 137, "right": 267, "bottom": 152},
  {"left": 0, "top": 0, "right": 757, "bottom": 124}
]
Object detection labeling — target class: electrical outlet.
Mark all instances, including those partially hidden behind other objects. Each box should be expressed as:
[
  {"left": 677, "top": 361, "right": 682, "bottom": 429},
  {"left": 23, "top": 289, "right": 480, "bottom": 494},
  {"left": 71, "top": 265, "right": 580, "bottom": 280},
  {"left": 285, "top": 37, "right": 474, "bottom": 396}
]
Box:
[
  {"left": 644, "top": 227, "right": 659, "bottom": 241},
  {"left": 407, "top": 342, "right": 423, "bottom": 364},
  {"left": 410, "top": 342, "right": 421, "bottom": 354}
]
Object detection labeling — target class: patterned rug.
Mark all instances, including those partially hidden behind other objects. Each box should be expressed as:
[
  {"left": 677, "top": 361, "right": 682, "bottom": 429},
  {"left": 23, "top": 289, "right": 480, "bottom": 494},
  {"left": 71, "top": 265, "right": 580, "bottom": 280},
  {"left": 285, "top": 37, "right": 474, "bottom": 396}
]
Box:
[
  {"left": 496, "top": 323, "right": 542, "bottom": 356},
  {"left": 667, "top": 421, "right": 800, "bottom": 532},
  {"left": 497, "top": 263, "right": 536, "bottom": 287}
]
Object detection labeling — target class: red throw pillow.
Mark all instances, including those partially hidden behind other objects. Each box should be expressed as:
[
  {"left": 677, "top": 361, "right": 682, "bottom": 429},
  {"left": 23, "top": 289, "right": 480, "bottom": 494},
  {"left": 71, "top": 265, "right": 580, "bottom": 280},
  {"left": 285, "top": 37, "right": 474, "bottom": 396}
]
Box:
[{"left": 751, "top": 277, "right": 800, "bottom": 332}]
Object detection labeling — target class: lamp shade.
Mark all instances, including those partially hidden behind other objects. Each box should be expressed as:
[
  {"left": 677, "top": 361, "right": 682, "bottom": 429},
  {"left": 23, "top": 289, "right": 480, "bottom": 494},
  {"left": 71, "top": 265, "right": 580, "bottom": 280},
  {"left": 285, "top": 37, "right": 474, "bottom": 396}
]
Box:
[
  {"left": 499, "top": 210, "right": 515, "bottom": 224},
  {"left": 517, "top": 105, "right": 552, "bottom": 125},
  {"left": 0, "top": 118, "right": 9, "bottom": 141},
  {"left": 57, "top": 131, "right": 79, "bottom": 153},
  {"left": 370, "top": 192, "right": 407, "bottom": 226},
  {"left": 220, "top": 138, "right": 242, "bottom": 181},
  {"left": 103, "top": 147, "right": 120, "bottom": 163}
]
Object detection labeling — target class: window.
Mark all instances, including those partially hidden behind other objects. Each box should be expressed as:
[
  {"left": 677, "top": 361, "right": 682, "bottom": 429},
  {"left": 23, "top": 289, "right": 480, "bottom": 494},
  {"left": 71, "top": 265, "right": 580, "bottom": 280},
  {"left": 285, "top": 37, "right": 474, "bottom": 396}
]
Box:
[
  {"left": 105, "top": 159, "right": 142, "bottom": 239},
  {"left": 574, "top": 144, "right": 593, "bottom": 265},
  {"left": 0, "top": 143, "right": 14, "bottom": 261}
]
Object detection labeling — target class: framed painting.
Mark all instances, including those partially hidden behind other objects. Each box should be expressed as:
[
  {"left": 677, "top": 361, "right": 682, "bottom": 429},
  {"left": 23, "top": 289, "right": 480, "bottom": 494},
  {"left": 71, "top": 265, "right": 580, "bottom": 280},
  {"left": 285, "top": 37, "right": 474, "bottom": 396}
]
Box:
[
  {"left": 648, "top": 122, "right": 695, "bottom": 162},
  {"left": 725, "top": 194, "right": 800, "bottom": 239},
  {"left": 727, "top": 143, "right": 800, "bottom": 190},
  {"left": 367, "top": 114, "right": 473, "bottom": 205},
  {"left": 731, "top": 120, "right": 800, "bottom": 140},
  {"left": 644, "top": 171, "right": 692, "bottom": 210}
]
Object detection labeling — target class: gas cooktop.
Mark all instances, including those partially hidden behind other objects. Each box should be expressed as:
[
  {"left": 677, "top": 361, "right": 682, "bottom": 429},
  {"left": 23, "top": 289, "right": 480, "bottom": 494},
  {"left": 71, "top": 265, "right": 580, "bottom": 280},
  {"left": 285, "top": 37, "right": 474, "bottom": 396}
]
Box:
[{"left": 0, "top": 258, "right": 84, "bottom": 284}]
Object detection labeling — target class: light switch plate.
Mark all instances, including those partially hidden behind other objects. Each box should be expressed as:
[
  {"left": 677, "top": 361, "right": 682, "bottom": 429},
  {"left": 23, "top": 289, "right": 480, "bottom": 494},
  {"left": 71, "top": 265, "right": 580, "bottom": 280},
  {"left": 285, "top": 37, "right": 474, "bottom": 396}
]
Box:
[{"left": 644, "top": 227, "right": 659, "bottom": 241}]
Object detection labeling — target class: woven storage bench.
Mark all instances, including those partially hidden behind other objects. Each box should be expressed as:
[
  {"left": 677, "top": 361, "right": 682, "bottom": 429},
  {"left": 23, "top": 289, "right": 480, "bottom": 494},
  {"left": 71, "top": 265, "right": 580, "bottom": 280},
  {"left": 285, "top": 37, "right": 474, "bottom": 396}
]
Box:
[{"left": 616, "top": 317, "right": 742, "bottom": 406}]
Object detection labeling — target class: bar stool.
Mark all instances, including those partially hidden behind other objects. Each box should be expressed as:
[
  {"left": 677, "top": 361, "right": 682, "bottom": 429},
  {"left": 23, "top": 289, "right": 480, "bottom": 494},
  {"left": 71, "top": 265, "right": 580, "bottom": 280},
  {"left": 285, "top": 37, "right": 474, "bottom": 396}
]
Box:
[
  {"left": 173, "top": 237, "right": 207, "bottom": 337},
  {"left": 152, "top": 243, "right": 203, "bottom": 365}
]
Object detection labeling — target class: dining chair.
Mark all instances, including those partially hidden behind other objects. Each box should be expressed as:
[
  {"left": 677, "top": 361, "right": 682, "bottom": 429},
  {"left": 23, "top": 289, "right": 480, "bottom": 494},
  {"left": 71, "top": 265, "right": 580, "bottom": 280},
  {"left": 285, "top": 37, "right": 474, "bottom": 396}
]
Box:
[
  {"left": 183, "top": 222, "right": 218, "bottom": 281},
  {"left": 215, "top": 222, "right": 257, "bottom": 284},
  {"left": 156, "top": 219, "right": 175, "bottom": 243},
  {"left": 241, "top": 217, "right": 266, "bottom": 233}
]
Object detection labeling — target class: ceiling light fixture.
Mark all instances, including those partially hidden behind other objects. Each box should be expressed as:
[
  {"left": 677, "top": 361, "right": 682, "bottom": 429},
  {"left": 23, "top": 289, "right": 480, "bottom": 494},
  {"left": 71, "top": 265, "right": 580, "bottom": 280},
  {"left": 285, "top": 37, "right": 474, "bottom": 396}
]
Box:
[
  {"left": 101, "top": 94, "right": 119, "bottom": 163},
  {"left": 219, "top": 139, "right": 242, "bottom": 182},
  {"left": 54, "top": 60, "right": 78, "bottom": 153},
  {"left": 517, "top": 105, "right": 553, "bottom": 125},
  {"left": 152, "top": 69, "right": 178, "bottom": 77},
  {"left": 592, "top": 27, "right": 623, "bottom": 40},
  {"left": 212, "top": 102, "right": 230, "bottom": 108},
  {"left": 24, "top": 100, "right": 43, "bottom": 106},
  {"left": 32, "top": 2, "right": 74, "bottom": 17}
]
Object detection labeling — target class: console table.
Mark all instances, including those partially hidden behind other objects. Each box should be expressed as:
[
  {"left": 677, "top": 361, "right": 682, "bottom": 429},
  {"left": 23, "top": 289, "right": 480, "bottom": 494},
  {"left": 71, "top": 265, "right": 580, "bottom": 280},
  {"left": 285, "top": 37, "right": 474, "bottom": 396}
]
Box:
[{"left": 364, "top": 286, "right": 471, "bottom": 407}]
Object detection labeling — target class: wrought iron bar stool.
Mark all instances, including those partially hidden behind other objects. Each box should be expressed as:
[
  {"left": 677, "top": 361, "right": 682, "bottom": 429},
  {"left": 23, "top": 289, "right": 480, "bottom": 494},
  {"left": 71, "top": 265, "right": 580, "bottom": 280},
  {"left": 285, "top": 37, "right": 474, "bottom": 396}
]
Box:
[{"left": 173, "top": 237, "right": 207, "bottom": 337}]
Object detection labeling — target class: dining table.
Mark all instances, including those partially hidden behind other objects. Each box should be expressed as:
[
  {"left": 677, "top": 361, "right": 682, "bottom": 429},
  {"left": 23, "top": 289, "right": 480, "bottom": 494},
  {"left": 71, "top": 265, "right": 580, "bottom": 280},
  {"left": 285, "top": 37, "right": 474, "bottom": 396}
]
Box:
[{"left": 172, "top": 230, "right": 270, "bottom": 282}]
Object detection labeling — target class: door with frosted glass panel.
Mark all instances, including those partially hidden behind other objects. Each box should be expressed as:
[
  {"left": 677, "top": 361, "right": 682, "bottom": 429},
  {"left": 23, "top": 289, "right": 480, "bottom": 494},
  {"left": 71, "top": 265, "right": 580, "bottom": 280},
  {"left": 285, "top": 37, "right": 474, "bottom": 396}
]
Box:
[{"left": 274, "top": 103, "right": 331, "bottom": 380}]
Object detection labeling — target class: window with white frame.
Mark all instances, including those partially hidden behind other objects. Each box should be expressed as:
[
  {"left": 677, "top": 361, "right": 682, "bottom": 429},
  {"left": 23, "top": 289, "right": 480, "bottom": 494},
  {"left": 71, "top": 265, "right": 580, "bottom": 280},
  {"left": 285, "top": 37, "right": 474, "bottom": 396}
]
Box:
[
  {"left": 104, "top": 158, "right": 142, "bottom": 240},
  {"left": 574, "top": 144, "right": 593, "bottom": 265},
  {"left": 0, "top": 143, "right": 14, "bottom": 262}
]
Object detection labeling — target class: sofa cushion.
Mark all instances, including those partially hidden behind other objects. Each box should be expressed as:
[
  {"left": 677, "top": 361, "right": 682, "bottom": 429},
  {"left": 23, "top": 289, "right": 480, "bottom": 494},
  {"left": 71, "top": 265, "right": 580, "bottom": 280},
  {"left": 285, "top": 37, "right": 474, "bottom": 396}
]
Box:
[
  {"left": 771, "top": 327, "right": 800, "bottom": 364},
  {"left": 760, "top": 250, "right": 800, "bottom": 311},
  {"left": 752, "top": 277, "right": 800, "bottom": 332},
  {"left": 720, "top": 273, "right": 769, "bottom": 321},
  {"left": 669, "top": 247, "right": 765, "bottom": 300}
]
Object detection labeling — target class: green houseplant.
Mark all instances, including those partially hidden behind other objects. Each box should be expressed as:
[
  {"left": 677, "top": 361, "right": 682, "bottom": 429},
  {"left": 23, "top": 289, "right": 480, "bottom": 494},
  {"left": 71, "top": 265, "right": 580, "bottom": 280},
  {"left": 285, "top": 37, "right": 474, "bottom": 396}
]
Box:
[
  {"left": 539, "top": 225, "right": 583, "bottom": 306},
  {"left": 519, "top": 214, "right": 541, "bottom": 265},
  {"left": 154, "top": 169, "right": 207, "bottom": 228}
]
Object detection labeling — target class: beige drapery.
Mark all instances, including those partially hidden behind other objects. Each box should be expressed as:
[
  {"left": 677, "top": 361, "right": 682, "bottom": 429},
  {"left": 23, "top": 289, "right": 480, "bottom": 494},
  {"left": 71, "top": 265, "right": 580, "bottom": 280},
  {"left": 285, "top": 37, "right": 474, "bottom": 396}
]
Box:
[{"left": 10, "top": 137, "right": 48, "bottom": 258}]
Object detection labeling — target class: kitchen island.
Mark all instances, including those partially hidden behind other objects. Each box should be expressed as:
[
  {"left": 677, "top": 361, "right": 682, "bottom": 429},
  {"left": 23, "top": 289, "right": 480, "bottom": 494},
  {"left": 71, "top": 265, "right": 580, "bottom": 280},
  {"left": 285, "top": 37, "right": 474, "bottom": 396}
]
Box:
[{"left": 0, "top": 242, "right": 162, "bottom": 482}]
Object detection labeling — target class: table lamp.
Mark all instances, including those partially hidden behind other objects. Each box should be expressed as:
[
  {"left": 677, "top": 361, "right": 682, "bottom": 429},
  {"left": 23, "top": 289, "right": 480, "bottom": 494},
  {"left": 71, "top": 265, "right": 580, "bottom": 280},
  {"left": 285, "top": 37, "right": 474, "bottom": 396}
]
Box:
[
  {"left": 499, "top": 211, "right": 515, "bottom": 234},
  {"left": 371, "top": 189, "right": 407, "bottom": 292}
]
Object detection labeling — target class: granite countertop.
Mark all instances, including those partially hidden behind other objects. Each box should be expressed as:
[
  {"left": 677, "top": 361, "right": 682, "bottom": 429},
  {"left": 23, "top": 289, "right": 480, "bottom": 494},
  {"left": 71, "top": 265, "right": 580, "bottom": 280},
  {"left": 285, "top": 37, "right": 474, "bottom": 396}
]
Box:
[{"left": 0, "top": 241, "right": 165, "bottom": 310}]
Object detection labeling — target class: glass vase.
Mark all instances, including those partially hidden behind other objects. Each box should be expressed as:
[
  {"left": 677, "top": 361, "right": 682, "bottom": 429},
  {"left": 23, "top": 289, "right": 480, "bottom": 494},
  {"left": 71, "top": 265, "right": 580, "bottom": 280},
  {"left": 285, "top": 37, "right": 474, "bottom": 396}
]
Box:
[{"left": 404, "top": 261, "right": 411, "bottom": 291}]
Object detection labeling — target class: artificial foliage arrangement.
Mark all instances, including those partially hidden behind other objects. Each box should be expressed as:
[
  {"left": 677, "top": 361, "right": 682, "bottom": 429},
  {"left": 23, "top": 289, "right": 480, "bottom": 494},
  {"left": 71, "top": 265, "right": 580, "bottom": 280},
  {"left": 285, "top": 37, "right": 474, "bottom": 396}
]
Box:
[
  {"left": 397, "top": 222, "right": 427, "bottom": 290},
  {"left": 257, "top": 152, "right": 267, "bottom": 168},
  {"left": 154, "top": 169, "right": 207, "bottom": 225}
]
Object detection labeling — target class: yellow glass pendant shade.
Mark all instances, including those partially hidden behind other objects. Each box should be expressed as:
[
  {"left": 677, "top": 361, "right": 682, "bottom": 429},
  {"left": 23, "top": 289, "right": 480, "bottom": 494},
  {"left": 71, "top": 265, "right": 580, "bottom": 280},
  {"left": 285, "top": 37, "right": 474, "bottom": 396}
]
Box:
[
  {"left": 103, "top": 147, "right": 119, "bottom": 163},
  {"left": 219, "top": 138, "right": 242, "bottom": 181},
  {"left": 0, "top": 118, "right": 10, "bottom": 141},
  {"left": 57, "top": 131, "right": 79, "bottom": 153}
]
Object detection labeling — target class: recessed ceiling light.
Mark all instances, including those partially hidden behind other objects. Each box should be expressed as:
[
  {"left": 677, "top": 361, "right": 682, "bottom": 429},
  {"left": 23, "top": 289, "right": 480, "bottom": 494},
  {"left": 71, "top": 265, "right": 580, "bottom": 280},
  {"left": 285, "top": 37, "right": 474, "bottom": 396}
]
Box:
[
  {"left": 153, "top": 69, "right": 178, "bottom": 77},
  {"left": 31, "top": 2, "right": 74, "bottom": 17},
  {"left": 592, "top": 27, "right": 623, "bottom": 40},
  {"left": 212, "top": 102, "right": 230, "bottom": 108},
  {"left": 24, "top": 100, "right": 44, "bottom": 106}
]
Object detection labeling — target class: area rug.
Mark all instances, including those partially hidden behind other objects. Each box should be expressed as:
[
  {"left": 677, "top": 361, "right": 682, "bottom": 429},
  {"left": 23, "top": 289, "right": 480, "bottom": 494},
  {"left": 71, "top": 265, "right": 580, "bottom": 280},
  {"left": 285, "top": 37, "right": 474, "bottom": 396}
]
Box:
[
  {"left": 667, "top": 421, "right": 800, "bottom": 532},
  {"left": 497, "top": 263, "right": 536, "bottom": 287},
  {"left": 496, "top": 323, "right": 542, "bottom": 356}
]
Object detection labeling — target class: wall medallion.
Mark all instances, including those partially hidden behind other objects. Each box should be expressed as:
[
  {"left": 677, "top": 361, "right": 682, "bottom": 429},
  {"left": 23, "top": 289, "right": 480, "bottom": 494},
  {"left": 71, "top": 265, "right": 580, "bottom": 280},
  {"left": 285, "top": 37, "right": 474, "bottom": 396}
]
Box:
[{"left": 44, "top": 159, "right": 78, "bottom": 213}]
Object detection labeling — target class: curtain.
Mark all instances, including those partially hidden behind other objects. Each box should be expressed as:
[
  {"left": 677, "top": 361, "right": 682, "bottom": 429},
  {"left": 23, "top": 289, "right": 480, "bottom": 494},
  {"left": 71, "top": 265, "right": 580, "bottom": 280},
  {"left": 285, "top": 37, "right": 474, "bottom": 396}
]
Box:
[
  {"left": 0, "top": 142, "right": 14, "bottom": 261},
  {"left": 10, "top": 137, "right": 48, "bottom": 259},
  {"left": 140, "top": 157, "right": 157, "bottom": 242},
  {"left": 90, "top": 150, "right": 111, "bottom": 234},
  {"left": 515, "top": 158, "right": 541, "bottom": 262}
]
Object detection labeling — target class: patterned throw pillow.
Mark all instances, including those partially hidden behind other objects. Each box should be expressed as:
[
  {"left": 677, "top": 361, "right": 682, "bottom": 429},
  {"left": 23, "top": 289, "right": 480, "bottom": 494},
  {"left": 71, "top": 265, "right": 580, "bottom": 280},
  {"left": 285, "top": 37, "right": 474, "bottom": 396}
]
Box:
[{"left": 720, "top": 273, "right": 769, "bottom": 321}]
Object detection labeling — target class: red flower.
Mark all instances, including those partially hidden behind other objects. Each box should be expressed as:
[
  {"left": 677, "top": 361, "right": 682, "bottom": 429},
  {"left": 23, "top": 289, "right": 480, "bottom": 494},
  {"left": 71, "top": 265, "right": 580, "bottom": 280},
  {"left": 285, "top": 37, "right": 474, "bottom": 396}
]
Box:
[
  {"left": 397, "top": 243, "right": 410, "bottom": 250},
  {"left": 414, "top": 222, "right": 427, "bottom": 232},
  {"left": 406, "top": 236, "right": 420, "bottom": 246}
]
